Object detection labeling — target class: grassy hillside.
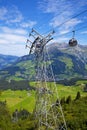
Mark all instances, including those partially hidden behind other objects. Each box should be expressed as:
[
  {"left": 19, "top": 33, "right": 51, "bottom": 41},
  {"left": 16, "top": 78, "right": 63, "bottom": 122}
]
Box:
[
  {"left": 0, "top": 95, "right": 87, "bottom": 130},
  {"left": 0, "top": 89, "right": 35, "bottom": 113},
  {"left": 0, "top": 45, "right": 87, "bottom": 81},
  {"left": 0, "top": 81, "right": 87, "bottom": 113},
  {"left": 0, "top": 54, "right": 18, "bottom": 70},
  {"left": 0, "top": 80, "right": 87, "bottom": 130}
]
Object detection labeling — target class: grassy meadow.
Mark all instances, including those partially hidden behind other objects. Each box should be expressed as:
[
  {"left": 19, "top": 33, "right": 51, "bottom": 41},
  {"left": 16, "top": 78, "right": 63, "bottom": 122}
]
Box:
[
  {"left": 0, "top": 81, "right": 87, "bottom": 113},
  {"left": 0, "top": 89, "right": 36, "bottom": 113}
]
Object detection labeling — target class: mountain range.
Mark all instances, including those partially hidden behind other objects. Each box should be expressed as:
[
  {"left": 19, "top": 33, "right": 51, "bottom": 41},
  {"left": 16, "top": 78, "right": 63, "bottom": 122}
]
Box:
[
  {"left": 0, "top": 54, "right": 18, "bottom": 70},
  {"left": 0, "top": 43, "right": 87, "bottom": 81}
]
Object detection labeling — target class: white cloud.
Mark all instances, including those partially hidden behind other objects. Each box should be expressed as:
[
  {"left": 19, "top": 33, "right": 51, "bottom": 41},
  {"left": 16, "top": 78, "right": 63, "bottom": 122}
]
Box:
[
  {"left": 49, "top": 11, "right": 82, "bottom": 29},
  {"left": 0, "top": 7, "right": 8, "bottom": 20},
  {"left": 39, "top": 0, "right": 87, "bottom": 14},
  {"left": 49, "top": 14, "right": 67, "bottom": 28},
  {"left": 59, "top": 30, "right": 70, "bottom": 35},
  {"left": 0, "top": 33, "right": 26, "bottom": 44},
  {"left": 0, "top": 26, "right": 27, "bottom": 35},
  {"left": 64, "top": 19, "right": 82, "bottom": 29},
  {"left": 0, "top": 26, "right": 27, "bottom": 44},
  {"left": 81, "top": 31, "right": 87, "bottom": 34},
  {"left": 38, "top": 0, "right": 71, "bottom": 14},
  {"left": 39, "top": 0, "right": 86, "bottom": 35},
  {"left": 0, "top": 6, "right": 23, "bottom": 24},
  {"left": 0, "top": 43, "right": 28, "bottom": 56},
  {"left": 0, "top": 4, "right": 37, "bottom": 56},
  {"left": 58, "top": 18, "right": 82, "bottom": 35},
  {"left": 38, "top": 0, "right": 59, "bottom": 13},
  {"left": 20, "top": 21, "right": 37, "bottom": 28},
  {"left": 52, "top": 37, "right": 69, "bottom": 43},
  {"left": 9, "top": 6, "right": 23, "bottom": 23},
  {"left": 0, "top": 26, "right": 28, "bottom": 56},
  {"left": 0, "top": 5, "right": 37, "bottom": 30}
]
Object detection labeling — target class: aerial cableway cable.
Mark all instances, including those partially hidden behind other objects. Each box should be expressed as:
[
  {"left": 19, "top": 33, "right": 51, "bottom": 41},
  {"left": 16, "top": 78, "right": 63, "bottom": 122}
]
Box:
[
  {"left": 44, "top": 5, "right": 74, "bottom": 29},
  {"left": 42, "top": 8, "right": 87, "bottom": 36},
  {"left": 56, "top": 9, "right": 87, "bottom": 28},
  {"left": 54, "top": 24, "right": 87, "bottom": 37}
]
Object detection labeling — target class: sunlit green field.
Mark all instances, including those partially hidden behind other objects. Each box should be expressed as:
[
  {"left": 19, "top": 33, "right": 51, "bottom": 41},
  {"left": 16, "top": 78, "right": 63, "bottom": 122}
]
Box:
[
  {"left": 30, "top": 81, "right": 87, "bottom": 98},
  {"left": 0, "top": 81, "right": 87, "bottom": 113},
  {"left": 0, "top": 89, "right": 36, "bottom": 113}
]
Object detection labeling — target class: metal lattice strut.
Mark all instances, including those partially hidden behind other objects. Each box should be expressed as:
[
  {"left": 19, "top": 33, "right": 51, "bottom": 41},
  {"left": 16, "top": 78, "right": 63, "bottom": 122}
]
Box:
[{"left": 26, "top": 28, "right": 67, "bottom": 130}]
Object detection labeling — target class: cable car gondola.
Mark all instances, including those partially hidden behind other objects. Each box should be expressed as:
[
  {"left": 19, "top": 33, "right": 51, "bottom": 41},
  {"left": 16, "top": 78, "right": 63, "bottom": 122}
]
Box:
[{"left": 68, "top": 30, "right": 78, "bottom": 47}]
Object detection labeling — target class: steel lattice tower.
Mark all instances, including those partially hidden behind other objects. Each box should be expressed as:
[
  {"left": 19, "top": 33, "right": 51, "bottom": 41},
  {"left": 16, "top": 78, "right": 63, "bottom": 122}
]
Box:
[{"left": 26, "top": 29, "right": 67, "bottom": 130}]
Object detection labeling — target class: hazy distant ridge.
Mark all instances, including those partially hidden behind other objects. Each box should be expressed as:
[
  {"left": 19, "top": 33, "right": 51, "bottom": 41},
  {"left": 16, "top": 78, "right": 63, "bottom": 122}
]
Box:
[{"left": 0, "top": 43, "right": 87, "bottom": 80}]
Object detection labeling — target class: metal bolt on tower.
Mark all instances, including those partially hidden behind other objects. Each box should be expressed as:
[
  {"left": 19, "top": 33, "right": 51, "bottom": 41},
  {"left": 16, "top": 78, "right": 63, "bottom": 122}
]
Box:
[{"left": 26, "top": 28, "right": 67, "bottom": 130}]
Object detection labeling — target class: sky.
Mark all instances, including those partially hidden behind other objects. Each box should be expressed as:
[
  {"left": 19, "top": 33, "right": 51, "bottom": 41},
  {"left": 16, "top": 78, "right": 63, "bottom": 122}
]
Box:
[{"left": 0, "top": 0, "right": 87, "bottom": 56}]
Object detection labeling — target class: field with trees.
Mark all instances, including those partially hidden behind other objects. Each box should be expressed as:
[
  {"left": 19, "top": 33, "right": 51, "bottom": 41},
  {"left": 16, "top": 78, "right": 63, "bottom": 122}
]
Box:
[{"left": 0, "top": 79, "right": 87, "bottom": 130}]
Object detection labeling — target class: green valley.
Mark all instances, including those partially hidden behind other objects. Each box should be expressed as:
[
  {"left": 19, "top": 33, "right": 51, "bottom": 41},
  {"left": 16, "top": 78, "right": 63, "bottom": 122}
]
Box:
[
  {"left": 0, "top": 81, "right": 87, "bottom": 130},
  {"left": 0, "top": 81, "right": 87, "bottom": 113}
]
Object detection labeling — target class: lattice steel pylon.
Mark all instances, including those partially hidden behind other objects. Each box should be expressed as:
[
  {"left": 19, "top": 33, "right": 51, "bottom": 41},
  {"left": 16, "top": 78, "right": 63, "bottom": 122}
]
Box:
[{"left": 26, "top": 28, "right": 67, "bottom": 130}]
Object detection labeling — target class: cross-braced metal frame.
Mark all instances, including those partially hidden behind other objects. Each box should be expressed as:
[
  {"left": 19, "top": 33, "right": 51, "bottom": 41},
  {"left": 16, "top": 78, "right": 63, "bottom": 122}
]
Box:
[{"left": 26, "top": 29, "right": 67, "bottom": 130}]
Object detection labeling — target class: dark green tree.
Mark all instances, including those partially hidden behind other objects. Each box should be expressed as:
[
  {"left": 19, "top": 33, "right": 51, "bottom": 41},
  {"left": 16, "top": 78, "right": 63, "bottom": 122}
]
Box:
[
  {"left": 0, "top": 101, "right": 12, "bottom": 130},
  {"left": 75, "top": 91, "right": 81, "bottom": 100},
  {"left": 60, "top": 97, "right": 66, "bottom": 105},
  {"left": 0, "top": 90, "right": 2, "bottom": 96},
  {"left": 83, "top": 84, "right": 87, "bottom": 92},
  {"left": 66, "top": 95, "right": 72, "bottom": 104}
]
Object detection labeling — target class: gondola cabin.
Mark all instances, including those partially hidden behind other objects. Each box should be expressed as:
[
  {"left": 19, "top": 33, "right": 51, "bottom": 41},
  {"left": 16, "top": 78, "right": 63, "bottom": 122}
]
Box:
[
  {"left": 69, "top": 30, "right": 78, "bottom": 47},
  {"left": 69, "top": 38, "right": 78, "bottom": 46}
]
